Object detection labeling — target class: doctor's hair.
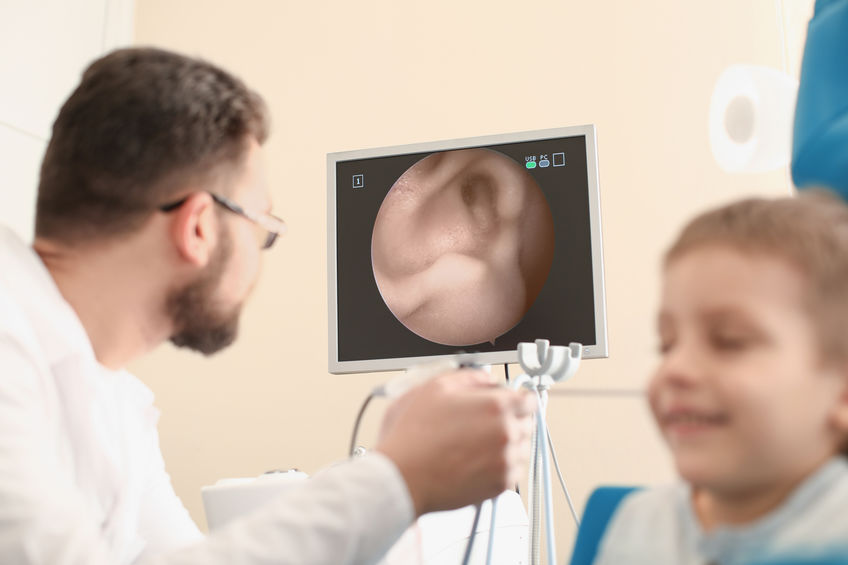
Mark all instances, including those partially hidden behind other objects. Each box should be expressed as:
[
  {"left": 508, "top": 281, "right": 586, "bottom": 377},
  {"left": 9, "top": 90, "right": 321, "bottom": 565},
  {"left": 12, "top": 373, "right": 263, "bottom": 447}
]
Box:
[
  {"left": 665, "top": 189, "right": 848, "bottom": 367},
  {"left": 35, "top": 46, "right": 269, "bottom": 243}
]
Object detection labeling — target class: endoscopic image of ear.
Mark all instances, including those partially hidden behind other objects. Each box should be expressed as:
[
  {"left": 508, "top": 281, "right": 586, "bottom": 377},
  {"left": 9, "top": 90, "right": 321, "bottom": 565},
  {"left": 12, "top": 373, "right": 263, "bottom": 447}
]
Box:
[{"left": 371, "top": 148, "right": 555, "bottom": 346}]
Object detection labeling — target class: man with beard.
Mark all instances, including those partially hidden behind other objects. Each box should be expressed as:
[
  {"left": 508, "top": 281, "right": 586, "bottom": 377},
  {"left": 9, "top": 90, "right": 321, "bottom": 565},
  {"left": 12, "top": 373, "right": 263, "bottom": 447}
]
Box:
[{"left": 0, "top": 47, "right": 535, "bottom": 564}]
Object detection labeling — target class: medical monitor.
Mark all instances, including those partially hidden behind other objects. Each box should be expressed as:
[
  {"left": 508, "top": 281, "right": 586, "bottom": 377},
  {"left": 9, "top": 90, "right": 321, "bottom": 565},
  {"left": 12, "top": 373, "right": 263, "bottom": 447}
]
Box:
[{"left": 328, "top": 125, "right": 607, "bottom": 374}]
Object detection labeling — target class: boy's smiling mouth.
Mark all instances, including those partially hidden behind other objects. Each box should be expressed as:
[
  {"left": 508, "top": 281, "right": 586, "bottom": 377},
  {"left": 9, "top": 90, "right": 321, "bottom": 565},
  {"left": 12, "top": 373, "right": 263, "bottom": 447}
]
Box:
[{"left": 660, "top": 405, "right": 730, "bottom": 438}]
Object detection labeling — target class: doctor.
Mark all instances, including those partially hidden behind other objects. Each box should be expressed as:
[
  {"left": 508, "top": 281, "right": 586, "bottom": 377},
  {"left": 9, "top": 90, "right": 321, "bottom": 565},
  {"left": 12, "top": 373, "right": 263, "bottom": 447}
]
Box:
[{"left": 0, "top": 47, "right": 535, "bottom": 564}]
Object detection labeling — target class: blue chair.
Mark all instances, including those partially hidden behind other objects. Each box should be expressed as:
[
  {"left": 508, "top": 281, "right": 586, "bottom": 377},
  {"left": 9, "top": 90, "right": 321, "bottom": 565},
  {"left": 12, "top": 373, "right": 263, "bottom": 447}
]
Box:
[
  {"left": 568, "top": 486, "right": 639, "bottom": 565},
  {"left": 792, "top": 0, "right": 848, "bottom": 199}
]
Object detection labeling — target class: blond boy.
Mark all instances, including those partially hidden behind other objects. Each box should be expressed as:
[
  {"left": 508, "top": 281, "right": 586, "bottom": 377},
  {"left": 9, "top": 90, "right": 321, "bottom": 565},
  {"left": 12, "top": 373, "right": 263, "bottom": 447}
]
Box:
[{"left": 595, "top": 191, "right": 848, "bottom": 564}]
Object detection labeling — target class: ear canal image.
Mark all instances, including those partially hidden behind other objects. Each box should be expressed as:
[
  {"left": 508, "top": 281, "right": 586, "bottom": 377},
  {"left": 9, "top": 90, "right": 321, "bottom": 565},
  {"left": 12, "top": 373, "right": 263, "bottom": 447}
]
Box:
[{"left": 371, "top": 148, "right": 555, "bottom": 346}]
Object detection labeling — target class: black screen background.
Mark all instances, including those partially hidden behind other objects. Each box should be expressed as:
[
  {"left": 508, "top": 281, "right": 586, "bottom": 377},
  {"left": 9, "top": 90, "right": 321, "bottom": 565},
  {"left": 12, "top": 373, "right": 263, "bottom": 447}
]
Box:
[{"left": 334, "top": 135, "right": 597, "bottom": 362}]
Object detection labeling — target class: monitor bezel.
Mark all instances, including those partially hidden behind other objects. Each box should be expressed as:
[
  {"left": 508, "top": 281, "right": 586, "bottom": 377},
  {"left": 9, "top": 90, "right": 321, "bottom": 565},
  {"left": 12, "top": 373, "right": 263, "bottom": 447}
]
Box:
[{"left": 327, "top": 124, "right": 607, "bottom": 374}]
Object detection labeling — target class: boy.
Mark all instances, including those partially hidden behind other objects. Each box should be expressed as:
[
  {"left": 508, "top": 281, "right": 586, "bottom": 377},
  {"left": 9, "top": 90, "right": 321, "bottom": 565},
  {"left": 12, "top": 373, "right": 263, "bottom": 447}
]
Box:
[{"left": 595, "top": 191, "right": 848, "bottom": 564}]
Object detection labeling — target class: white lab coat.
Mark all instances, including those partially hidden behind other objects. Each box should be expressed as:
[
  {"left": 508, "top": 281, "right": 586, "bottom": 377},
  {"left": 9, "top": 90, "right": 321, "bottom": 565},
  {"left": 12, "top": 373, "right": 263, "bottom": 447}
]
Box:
[{"left": 0, "top": 227, "right": 413, "bottom": 564}]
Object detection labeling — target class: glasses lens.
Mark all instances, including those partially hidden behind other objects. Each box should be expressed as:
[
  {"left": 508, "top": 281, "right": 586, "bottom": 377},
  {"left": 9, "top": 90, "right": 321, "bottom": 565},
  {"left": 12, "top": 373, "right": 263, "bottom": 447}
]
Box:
[
  {"left": 262, "top": 231, "right": 278, "bottom": 250},
  {"left": 257, "top": 214, "right": 285, "bottom": 250}
]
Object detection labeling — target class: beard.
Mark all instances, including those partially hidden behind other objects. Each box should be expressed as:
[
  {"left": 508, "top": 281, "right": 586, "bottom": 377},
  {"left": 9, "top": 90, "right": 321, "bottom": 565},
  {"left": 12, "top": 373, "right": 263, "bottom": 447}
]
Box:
[{"left": 167, "top": 231, "right": 241, "bottom": 355}]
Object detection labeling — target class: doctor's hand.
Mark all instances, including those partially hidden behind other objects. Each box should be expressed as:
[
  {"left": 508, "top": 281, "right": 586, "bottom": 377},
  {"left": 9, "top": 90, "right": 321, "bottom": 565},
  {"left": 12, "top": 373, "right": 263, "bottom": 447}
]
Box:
[{"left": 376, "top": 369, "right": 535, "bottom": 517}]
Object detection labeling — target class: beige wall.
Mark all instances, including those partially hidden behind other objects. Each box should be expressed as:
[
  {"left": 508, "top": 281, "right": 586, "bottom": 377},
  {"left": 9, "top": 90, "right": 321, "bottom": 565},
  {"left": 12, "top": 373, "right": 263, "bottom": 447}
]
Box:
[
  {"left": 131, "top": 0, "right": 814, "bottom": 557},
  {"left": 0, "top": 0, "right": 134, "bottom": 242}
]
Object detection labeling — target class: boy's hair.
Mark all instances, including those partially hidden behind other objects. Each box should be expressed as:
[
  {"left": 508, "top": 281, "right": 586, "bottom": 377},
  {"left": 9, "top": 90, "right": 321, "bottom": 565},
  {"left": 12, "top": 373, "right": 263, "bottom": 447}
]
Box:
[
  {"left": 665, "top": 190, "right": 848, "bottom": 457},
  {"left": 665, "top": 190, "right": 848, "bottom": 365},
  {"left": 35, "top": 47, "right": 269, "bottom": 244}
]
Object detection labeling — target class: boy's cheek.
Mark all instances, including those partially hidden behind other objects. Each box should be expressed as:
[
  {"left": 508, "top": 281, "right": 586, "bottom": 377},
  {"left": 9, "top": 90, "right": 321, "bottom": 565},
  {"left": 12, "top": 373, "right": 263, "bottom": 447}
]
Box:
[{"left": 646, "top": 379, "right": 665, "bottom": 432}]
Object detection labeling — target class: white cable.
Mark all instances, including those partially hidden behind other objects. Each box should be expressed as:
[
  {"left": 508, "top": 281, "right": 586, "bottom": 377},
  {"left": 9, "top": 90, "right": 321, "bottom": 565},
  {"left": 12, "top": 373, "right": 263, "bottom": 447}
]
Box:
[
  {"left": 527, "top": 411, "right": 541, "bottom": 565},
  {"left": 460, "top": 504, "right": 483, "bottom": 565},
  {"left": 511, "top": 374, "right": 540, "bottom": 565},
  {"left": 545, "top": 426, "right": 581, "bottom": 527},
  {"left": 485, "top": 497, "right": 498, "bottom": 565},
  {"left": 510, "top": 374, "right": 532, "bottom": 391},
  {"left": 537, "top": 390, "right": 557, "bottom": 565},
  {"left": 513, "top": 342, "right": 584, "bottom": 565}
]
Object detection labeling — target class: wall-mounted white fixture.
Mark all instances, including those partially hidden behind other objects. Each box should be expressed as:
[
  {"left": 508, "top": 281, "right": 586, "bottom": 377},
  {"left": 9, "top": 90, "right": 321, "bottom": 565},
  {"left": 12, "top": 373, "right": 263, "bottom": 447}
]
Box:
[{"left": 708, "top": 64, "right": 798, "bottom": 174}]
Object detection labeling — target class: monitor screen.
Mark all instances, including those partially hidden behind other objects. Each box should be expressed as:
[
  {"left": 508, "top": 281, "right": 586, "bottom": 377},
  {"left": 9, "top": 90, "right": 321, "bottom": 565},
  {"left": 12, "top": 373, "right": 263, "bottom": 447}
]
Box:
[{"left": 327, "top": 125, "right": 607, "bottom": 374}]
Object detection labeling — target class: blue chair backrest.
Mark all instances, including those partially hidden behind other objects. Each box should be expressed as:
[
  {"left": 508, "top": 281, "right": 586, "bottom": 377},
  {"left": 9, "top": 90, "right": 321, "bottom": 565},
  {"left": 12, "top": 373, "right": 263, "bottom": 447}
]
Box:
[
  {"left": 792, "top": 0, "right": 848, "bottom": 199},
  {"left": 569, "top": 486, "right": 640, "bottom": 565}
]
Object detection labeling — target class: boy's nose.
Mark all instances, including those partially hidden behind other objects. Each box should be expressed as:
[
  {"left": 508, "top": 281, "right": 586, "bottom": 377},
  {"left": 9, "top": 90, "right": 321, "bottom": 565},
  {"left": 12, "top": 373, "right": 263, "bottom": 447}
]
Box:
[{"left": 654, "top": 342, "right": 705, "bottom": 389}]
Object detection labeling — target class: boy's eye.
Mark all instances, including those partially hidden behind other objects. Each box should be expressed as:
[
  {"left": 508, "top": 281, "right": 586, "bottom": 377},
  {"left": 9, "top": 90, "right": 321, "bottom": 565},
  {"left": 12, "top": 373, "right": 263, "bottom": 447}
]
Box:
[
  {"left": 657, "top": 336, "right": 675, "bottom": 355},
  {"left": 711, "top": 333, "right": 752, "bottom": 351}
]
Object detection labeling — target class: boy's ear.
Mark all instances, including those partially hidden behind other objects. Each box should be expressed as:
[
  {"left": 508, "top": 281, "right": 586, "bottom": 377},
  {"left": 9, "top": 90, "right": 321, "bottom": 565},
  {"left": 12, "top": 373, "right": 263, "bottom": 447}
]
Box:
[{"left": 829, "top": 374, "right": 848, "bottom": 442}]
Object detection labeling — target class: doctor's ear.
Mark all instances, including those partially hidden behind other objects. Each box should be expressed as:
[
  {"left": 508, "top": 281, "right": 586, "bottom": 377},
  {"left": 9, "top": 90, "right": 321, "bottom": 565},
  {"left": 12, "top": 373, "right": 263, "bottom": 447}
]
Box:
[{"left": 166, "top": 192, "right": 217, "bottom": 267}]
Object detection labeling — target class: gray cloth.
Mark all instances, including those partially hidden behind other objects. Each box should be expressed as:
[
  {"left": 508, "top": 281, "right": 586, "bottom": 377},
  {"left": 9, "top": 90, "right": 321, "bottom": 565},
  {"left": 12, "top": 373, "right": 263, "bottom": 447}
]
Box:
[{"left": 594, "top": 458, "right": 848, "bottom": 565}]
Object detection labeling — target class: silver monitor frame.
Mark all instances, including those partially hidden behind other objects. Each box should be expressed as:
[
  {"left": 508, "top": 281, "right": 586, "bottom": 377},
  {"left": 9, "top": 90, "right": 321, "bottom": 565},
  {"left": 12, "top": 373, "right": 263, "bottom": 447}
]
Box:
[{"left": 327, "top": 125, "right": 607, "bottom": 374}]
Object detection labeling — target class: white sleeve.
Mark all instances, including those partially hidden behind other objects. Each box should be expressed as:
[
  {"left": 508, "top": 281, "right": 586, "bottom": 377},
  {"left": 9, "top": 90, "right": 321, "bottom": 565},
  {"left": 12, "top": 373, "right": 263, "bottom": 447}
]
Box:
[
  {"left": 136, "top": 434, "right": 203, "bottom": 555},
  {"left": 0, "top": 332, "right": 413, "bottom": 565},
  {"left": 0, "top": 331, "right": 413, "bottom": 565},
  {"left": 138, "top": 452, "right": 414, "bottom": 565},
  {"left": 0, "top": 333, "right": 115, "bottom": 564}
]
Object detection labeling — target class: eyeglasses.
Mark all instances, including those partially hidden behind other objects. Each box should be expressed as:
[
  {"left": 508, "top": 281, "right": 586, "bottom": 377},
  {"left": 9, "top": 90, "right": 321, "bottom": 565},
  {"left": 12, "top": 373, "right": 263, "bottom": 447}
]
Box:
[{"left": 159, "top": 192, "right": 286, "bottom": 250}]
